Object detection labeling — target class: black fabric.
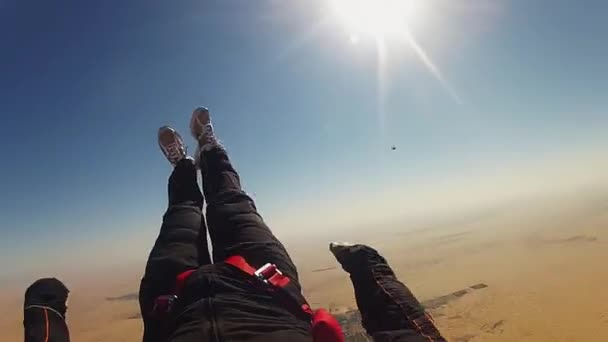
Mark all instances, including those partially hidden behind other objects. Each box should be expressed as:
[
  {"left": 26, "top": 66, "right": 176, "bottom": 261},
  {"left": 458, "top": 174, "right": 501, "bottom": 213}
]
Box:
[
  {"left": 140, "top": 149, "right": 310, "bottom": 342},
  {"left": 332, "top": 244, "right": 447, "bottom": 342},
  {"left": 139, "top": 159, "right": 210, "bottom": 342},
  {"left": 200, "top": 148, "right": 299, "bottom": 283},
  {"left": 168, "top": 264, "right": 312, "bottom": 342},
  {"left": 24, "top": 278, "right": 70, "bottom": 342}
]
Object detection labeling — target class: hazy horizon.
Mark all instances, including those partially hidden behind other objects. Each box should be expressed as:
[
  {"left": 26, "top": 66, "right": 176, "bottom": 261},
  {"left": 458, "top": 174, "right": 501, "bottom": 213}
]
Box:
[{"left": 4, "top": 144, "right": 608, "bottom": 283}]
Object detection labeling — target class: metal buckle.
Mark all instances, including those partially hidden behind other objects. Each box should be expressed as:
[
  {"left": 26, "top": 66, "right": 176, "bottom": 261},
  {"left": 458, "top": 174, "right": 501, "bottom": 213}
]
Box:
[
  {"left": 254, "top": 263, "right": 282, "bottom": 284},
  {"left": 152, "top": 295, "right": 178, "bottom": 318}
]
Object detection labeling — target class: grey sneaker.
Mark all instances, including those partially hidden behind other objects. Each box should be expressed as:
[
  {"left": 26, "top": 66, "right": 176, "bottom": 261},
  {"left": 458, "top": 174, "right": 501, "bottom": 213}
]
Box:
[
  {"left": 158, "top": 126, "right": 187, "bottom": 166},
  {"left": 329, "top": 242, "right": 356, "bottom": 256},
  {"left": 190, "top": 107, "right": 220, "bottom": 152}
]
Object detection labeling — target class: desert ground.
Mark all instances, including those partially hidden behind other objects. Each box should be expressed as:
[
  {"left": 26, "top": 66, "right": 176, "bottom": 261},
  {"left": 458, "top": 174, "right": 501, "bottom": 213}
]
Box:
[
  {"left": 3, "top": 189, "right": 608, "bottom": 341},
  {"left": 296, "top": 189, "right": 608, "bottom": 341}
]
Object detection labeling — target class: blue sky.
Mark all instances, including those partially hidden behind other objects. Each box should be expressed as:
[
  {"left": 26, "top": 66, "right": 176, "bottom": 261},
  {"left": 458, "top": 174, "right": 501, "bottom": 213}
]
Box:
[{"left": 1, "top": 0, "right": 608, "bottom": 279}]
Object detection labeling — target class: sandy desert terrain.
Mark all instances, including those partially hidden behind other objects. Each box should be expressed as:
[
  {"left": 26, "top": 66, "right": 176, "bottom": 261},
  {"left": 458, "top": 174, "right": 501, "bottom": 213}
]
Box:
[
  {"left": 3, "top": 189, "right": 608, "bottom": 341},
  {"left": 296, "top": 189, "right": 608, "bottom": 341}
]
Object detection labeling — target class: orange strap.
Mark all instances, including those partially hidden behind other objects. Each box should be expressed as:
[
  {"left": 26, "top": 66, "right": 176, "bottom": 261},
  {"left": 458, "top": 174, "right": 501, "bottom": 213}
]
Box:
[{"left": 44, "top": 308, "right": 49, "bottom": 342}]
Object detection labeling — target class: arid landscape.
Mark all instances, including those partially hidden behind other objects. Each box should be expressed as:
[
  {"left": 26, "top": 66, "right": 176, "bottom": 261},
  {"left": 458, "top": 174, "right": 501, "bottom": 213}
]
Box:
[{"left": 4, "top": 188, "right": 608, "bottom": 341}]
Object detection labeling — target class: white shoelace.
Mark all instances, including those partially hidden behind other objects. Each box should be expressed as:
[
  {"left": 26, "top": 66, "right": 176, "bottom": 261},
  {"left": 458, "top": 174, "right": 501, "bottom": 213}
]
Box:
[
  {"left": 165, "top": 142, "right": 184, "bottom": 162},
  {"left": 199, "top": 124, "right": 220, "bottom": 151}
]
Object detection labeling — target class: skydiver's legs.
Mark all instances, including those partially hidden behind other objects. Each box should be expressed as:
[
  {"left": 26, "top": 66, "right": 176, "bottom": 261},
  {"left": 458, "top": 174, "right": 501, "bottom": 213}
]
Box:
[
  {"left": 190, "top": 107, "right": 300, "bottom": 283},
  {"left": 158, "top": 109, "right": 312, "bottom": 342},
  {"left": 138, "top": 127, "right": 211, "bottom": 342}
]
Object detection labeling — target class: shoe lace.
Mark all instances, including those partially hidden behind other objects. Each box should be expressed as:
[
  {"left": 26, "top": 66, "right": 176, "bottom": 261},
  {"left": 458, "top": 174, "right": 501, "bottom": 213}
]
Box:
[
  {"left": 165, "top": 142, "right": 185, "bottom": 161},
  {"left": 199, "top": 124, "right": 221, "bottom": 152}
]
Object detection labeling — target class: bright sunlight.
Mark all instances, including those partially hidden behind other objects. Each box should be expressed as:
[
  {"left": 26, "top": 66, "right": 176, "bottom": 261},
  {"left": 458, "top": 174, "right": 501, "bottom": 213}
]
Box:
[
  {"left": 330, "top": 0, "right": 423, "bottom": 39},
  {"left": 329, "top": 0, "right": 461, "bottom": 104}
]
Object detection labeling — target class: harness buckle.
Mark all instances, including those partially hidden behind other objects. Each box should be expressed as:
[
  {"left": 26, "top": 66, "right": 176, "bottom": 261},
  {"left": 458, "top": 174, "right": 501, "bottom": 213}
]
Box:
[
  {"left": 254, "top": 263, "right": 282, "bottom": 284},
  {"left": 152, "top": 295, "right": 178, "bottom": 318}
]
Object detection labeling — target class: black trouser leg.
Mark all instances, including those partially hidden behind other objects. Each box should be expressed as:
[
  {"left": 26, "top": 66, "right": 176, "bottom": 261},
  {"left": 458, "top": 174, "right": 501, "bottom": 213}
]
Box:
[
  {"left": 139, "top": 159, "right": 211, "bottom": 342},
  {"left": 200, "top": 147, "right": 300, "bottom": 284},
  {"left": 333, "top": 244, "right": 446, "bottom": 342}
]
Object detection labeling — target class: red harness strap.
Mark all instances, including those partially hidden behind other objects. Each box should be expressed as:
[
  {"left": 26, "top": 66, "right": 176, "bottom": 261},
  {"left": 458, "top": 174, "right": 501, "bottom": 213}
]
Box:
[
  {"left": 152, "top": 269, "right": 197, "bottom": 319},
  {"left": 225, "top": 255, "right": 345, "bottom": 342},
  {"left": 176, "top": 269, "right": 196, "bottom": 294},
  {"left": 225, "top": 255, "right": 291, "bottom": 288}
]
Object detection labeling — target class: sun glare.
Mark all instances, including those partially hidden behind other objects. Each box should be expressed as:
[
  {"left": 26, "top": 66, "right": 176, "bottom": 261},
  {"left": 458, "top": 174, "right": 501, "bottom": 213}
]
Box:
[
  {"left": 330, "top": 0, "right": 417, "bottom": 39},
  {"left": 329, "top": 0, "right": 461, "bottom": 104}
]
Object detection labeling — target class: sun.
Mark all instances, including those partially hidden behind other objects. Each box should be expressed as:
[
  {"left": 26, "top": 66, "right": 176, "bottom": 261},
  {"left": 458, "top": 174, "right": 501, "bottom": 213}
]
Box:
[
  {"left": 327, "top": 0, "right": 462, "bottom": 103},
  {"left": 330, "top": 0, "right": 418, "bottom": 39}
]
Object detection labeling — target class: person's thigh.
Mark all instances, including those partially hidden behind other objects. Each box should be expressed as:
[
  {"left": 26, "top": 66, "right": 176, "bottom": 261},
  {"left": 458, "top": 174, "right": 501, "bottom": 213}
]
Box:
[
  {"left": 200, "top": 148, "right": 300, "bottom": 282},
  {"left": 207, "top": 191, "right": 300, "bottom": 283},
  {"left": 139, "top": 202, "right": 205, "bottom": 342}
]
